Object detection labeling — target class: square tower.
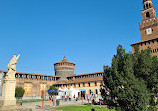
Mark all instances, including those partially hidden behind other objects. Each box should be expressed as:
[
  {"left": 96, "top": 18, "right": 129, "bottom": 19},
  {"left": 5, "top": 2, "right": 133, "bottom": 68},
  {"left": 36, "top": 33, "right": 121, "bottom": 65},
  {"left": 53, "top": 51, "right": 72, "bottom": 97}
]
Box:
[{"left": 131, "top": 0, "right": 158, "bottom": 56}]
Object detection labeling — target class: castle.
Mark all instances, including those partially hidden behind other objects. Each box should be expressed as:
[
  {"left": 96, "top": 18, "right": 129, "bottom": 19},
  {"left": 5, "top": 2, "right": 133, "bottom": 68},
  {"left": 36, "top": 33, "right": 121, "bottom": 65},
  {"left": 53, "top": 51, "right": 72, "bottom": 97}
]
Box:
[
  {"left": 131, "top": 0, "right": 158, "bottom": 56},
  {"left": 0, "top": 0, "right": 157, "bottom": 98}
]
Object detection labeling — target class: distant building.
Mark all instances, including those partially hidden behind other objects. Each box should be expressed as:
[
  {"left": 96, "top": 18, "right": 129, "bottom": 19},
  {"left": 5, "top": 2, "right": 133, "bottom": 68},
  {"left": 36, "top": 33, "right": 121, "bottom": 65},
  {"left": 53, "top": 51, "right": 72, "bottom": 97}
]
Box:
[
  {"left": 0, "top": 56, "right": 103, "bottom": 97},
  {"left": 131, "top": 0, "right": 158, "bottom": 56},
  {"left": 54, "top": 56, "right": 75, "bottom": 80}
]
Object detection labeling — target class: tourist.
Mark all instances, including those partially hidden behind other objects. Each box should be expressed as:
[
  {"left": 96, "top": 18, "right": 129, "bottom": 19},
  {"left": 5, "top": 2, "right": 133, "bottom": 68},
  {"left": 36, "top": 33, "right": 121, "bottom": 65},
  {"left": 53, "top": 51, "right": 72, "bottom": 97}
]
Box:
[
  {"left": 81, "top": 94, "right": 84, "bottom": 104},
  {"left": 49, "top": 95, "right": 52, "bottom": 106},
  {"left": 87, "top": 94, "right": 90, "bottom": 104},
  {"left": 64, "top": 93, "right": 67, "bottom": 101},
  {"left": 91, "top": 94, "right": 94, "bottom": 105},
  {"left": 74, "top": 94, "right": 75, "bottom": 101},
  {"left": 52, "top": 95, "right": 56, "bottom": 107},
  {"left": 62, "top": 95, "right": 64, "bottom": 101},
  {"left": 69, "top": 95, "right": 71, "bottom": 101}
]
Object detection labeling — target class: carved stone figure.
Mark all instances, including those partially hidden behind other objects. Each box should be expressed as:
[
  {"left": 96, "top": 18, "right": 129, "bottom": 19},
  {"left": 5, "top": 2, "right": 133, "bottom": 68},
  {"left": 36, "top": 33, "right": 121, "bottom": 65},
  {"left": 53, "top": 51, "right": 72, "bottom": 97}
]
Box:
[
  {"left": 0, "top": 54, "right": 20, "bottom": 107},
  {"left": 6, "top": 54, "right": 20, "bottom": 79}
]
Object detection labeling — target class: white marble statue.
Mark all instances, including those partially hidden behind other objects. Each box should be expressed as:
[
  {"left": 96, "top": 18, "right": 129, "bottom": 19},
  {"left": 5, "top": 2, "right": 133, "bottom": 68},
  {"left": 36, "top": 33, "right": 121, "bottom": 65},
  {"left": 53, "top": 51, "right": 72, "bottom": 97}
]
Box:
[{"left": 6, "top": 54, "right": 20, "bottom": 79}]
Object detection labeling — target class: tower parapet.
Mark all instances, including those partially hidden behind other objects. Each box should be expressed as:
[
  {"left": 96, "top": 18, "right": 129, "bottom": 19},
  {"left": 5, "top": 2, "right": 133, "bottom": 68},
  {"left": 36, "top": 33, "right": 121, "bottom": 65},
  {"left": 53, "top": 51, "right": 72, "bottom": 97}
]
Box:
[
  {"left": 131, "top": 0, "right": 158, "bottom": 56},
  {"left": 54, "top": 56, "right": 75, "bottom": 80},
  {"left": 139, "top": 0, "right": 158, "bottom": 41}
]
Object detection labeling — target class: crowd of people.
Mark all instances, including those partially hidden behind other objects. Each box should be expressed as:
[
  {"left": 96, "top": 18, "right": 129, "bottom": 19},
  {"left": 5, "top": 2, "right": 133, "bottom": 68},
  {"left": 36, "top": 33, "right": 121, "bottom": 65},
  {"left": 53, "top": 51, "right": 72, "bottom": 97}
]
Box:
[
  {"left": 48, "top": 93, "right": 102, "bottom": 107},
  {"left": 48, "top": 95, "right": 56, "bottom": 107}
]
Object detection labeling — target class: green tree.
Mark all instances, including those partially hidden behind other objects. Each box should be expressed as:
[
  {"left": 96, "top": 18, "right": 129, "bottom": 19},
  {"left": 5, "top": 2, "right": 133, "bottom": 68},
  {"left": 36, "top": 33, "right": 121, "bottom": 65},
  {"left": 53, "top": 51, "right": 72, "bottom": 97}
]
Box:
[
  {"left": 133, "top": 46, "right": 158, "bottom": 110},
  {"left": 15, "top": 87, "right": 25, "bottom": 98},
  {"left": 101, "top": 45, "right": 151, "bottom": 111},
  {"left": 48, "top": 85, "right": 56, "bottom": 95}
]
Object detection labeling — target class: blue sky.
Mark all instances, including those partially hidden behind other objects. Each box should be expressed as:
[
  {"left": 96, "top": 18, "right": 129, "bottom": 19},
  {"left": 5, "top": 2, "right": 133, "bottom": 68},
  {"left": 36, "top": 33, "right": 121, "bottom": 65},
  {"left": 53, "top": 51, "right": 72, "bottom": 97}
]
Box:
[{"left": 0, "top": 0, "right": 158, "bottom": 75}]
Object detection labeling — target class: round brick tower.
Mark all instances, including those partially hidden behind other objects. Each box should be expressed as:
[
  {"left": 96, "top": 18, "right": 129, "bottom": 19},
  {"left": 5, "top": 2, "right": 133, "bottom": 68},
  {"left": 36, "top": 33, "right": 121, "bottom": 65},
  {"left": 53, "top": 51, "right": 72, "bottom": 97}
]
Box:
[{"left": 54, "top": 56, "right": 75, "bottom": 80}]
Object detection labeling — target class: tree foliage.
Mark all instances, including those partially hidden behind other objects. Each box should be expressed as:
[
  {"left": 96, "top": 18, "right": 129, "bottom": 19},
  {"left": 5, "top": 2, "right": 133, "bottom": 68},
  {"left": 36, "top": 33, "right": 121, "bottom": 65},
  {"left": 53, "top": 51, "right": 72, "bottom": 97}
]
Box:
[
  {"left": 101, "top": 45, "right": 158, "bottom": 111},
  {"left": 48, "top": 85, "right": 56, "bottom": 95},
  {"left": 15, "top": 87, "right": 25, "bottom": 98}
]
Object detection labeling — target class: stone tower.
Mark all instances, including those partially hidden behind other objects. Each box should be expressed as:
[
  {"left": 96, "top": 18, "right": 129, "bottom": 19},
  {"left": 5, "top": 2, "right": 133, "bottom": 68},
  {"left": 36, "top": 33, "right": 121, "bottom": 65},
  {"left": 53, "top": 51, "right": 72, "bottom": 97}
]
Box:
[
  {"left": 131, "top": 0, "right": 158, "bottom": 56},
  {"left": 54, "top": 56, "right": 75, "bottom": 80}
]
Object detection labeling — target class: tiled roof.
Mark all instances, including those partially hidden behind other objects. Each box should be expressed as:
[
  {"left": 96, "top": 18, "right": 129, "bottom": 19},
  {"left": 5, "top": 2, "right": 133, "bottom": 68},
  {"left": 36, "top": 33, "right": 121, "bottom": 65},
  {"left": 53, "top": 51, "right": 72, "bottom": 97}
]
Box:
[
  {"left": 67, "top": 76, "right": 103, "bottom": 84},
  {"left": 53, "top": 76, "right": 103, "bottom": 85},
  {"left": 67, "top": 71, "right": 104, "bottom": 77},
  {"left": 54, "top": 56, "right": 75, "bottom": 65},
  {"left": 53, "top": 80, "right": 68, "bottom": 85},
  {"left": 131, "top": 38, "right": 158, "bottom": 46}
]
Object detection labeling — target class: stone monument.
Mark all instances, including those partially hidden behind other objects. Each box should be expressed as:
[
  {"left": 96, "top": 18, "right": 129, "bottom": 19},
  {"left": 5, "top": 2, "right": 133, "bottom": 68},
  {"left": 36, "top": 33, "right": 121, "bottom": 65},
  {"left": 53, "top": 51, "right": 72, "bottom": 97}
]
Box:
[{"left": 0, "top": 54, "right": 20, "bottom": 107}]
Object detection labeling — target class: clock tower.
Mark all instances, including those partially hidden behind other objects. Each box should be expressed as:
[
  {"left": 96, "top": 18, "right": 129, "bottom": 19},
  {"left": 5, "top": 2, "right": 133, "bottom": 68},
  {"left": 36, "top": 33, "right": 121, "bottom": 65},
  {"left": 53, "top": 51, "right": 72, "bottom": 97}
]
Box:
[{"left": 131, "top": 0, "right": 158, "bottom": 56}]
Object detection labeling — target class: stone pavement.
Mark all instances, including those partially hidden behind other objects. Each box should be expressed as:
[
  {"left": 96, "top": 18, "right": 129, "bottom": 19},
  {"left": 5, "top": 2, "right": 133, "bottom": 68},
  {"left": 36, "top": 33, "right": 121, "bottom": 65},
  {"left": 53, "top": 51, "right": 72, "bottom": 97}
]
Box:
[{"left": 22, "top": 100, "right": 85, "bottom": 111}]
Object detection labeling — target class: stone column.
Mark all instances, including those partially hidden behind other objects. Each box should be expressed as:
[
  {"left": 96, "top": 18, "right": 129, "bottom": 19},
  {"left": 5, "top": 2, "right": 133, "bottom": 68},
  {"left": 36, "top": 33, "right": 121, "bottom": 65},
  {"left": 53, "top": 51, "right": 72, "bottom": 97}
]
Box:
[
  {"left": 55, "top": 77, "right": 56, "bottom": 81},
  {"left": 0, "top": 77, "right": 16, "bottom": 107},
  {"left": 0, "top": 73, "right": 3, "bottom": 96}
]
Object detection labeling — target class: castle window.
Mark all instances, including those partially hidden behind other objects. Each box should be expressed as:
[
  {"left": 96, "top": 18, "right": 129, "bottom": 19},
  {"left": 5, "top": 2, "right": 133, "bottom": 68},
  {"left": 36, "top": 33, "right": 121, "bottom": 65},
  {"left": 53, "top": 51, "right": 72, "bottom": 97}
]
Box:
[
  {"left": 89, "top": 89, "right": 91, "bottom": 94},
  {"left": 95, "top": 82, "right": 97, "bottom": 86},
  {"left": 25, "top": 74, "right": 28, "bottom": 79},
  {"left": 88, "top": 82, "right": 91, "bottom": 87},
  {"left": 83, "top": 83, "right": 85, "bottom": 87},
  {"left": 148, "top": 41, "right": 150, "bottom": 44},
  {"left": 149, "top": 3, "right": 151, "bottom": 7},
  {"left": 146, "top": 12, "right": 150, "bottom": 18},
  {"left": 15, "top": 74, "right": 18, "bottom": 78},
  {"left": 78, "top": 84, "right": 80, "bottom": 87},
  {"left": 146, "top": 4, "right": 148, "bottom": 9},
  {"left": 100, "top": 81, "right": 103, "bottom": 86},
  {"left": 95, "top": 89, "right": 98, "bottom": 94}
]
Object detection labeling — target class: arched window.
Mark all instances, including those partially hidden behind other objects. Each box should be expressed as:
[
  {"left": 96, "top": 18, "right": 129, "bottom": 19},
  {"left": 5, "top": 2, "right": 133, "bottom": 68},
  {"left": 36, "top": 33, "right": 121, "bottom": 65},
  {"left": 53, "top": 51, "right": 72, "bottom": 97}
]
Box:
[
  {"left": 149, "top": 3, "right": 151, "bottom": 7},
  {"left": 144, "top": 5, "right": 145, "bottom": 9},
  {"left": 95, "top": 89, "right": 98, "bottom": 94},
  {"left": 100, "top": 81, "right": 103, "bottom": 86},
  {"left": 146, "top": 12, "right": 150, "bottom": 18},
  {"left": 83, "top": 83, "right": 85, "bottom": 87},
  {"left": 89, "top": 89, "right": 91, "bottom": 94},
  {"left": 95, "top": 82, "right": 97, "bottom": 86},
  {"left": 146, "top": 3, "right": 148, "bottom": 9},
  {"left": 88, "top": 82, "right": 91, "bottom": 87},
  {"left": 74, "top": 83, "right": 76, "bottom": 88}
]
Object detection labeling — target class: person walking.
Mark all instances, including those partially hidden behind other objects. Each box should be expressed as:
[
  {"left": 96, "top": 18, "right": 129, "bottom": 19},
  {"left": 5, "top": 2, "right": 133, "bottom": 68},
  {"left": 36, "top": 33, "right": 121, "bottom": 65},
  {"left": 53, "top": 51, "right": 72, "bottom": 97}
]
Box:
[
  {"left": 87, "top": 94, "right": 90, "bottom": 104},
  {"left": 74, "top": 94, "right": 75, "bottom": 101},
  {"left": 49, "top": 95, "right": 52, "bottom": 106},
  {"left": 91, "top": 94, "right": 94, "bottom": 105},
  {"left": 52, "top": 95, "right": 56, "bottom": 107},
  {"left": 64, "top": 93, "right": 67, "bottom": 101}
]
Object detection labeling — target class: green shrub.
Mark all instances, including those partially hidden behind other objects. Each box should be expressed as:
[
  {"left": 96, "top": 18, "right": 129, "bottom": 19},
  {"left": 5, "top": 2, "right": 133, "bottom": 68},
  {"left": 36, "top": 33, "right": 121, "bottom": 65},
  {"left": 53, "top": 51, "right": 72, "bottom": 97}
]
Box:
[{"left": 15, "top": 87, "right": 25, "bottom": 98}]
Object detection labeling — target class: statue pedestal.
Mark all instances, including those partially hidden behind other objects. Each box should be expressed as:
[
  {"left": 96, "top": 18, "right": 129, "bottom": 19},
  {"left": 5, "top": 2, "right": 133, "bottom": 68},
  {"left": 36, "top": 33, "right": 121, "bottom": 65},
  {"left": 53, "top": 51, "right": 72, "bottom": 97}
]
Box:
[{"left": 0, "top": 78, "right": 16, "bottom": 107}]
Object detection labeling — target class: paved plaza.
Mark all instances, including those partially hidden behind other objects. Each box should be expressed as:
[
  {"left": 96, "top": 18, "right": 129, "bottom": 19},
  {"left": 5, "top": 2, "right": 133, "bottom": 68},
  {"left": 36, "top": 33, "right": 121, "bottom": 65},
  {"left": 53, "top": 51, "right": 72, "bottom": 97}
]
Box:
[{"left": 22, "top": 100, "right": 86, "bottom": 111}]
